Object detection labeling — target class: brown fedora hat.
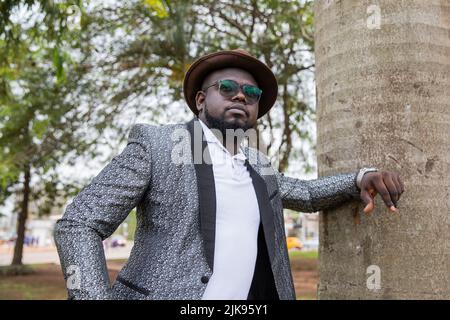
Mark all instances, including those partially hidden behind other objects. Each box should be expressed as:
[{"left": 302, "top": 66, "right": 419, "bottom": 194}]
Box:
[{"left": 183, "top": 49, "right": 278, "bottom": 119}]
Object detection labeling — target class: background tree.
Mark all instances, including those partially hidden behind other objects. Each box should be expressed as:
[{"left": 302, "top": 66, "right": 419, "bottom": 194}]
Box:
[
  {"left": 82, "top": 0, "right": 316, "bottom": 172},
  {"left": 315, "top": 0, "right": 450, "bottom": 299},
  {"left": 1, "top": 0, "right": 318, "bottom": 266},
  {"left": 0, "top": 0, "right": 112, "bottom": 266}
]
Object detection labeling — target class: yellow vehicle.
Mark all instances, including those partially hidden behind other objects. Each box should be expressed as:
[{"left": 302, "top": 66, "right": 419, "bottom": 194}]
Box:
[{"left": 286, "top": 237, "right": 303, "bottom": 251}]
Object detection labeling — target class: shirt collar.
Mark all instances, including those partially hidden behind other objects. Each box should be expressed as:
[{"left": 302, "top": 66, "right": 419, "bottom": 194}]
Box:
[{"left": 198, "top": 119, "right": 247, "bottom": 160}]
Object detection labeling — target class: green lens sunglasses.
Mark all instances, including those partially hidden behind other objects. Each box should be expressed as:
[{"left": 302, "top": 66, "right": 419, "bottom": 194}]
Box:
[{"left": 202, "top": 79, "right": 262, "bottom": 104}]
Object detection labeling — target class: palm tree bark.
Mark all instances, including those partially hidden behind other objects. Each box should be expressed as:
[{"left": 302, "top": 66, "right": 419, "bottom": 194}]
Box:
[{"left": 315, "top": 0, "right": 450, "bottom": 299}]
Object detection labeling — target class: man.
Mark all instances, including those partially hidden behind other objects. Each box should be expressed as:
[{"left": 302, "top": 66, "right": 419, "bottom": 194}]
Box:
[{"left": 54, "top": 49, "right": 404, "bottom": 300}]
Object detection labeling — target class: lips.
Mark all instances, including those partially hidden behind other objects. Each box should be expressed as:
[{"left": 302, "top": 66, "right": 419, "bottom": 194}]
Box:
[{"left": 226, "top": 105, "right": 248, "bottom": 117}]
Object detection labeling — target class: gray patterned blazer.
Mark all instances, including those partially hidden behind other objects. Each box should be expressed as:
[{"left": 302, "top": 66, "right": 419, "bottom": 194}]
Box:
[{"left": 54, "top": 118, "right": 362, "bottom": 300}]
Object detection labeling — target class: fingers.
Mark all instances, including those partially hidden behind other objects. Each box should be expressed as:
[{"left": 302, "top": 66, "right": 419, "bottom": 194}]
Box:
[
  {"left": 359, "top": 171, "right": 405, "bottom": 215},
  {"left": 364, "top": 202, "right": 374, "bottom": 214},
  {"left": 386, "top": 172, "right": 405, "bottom": 210},
  {"left": 399, "top": 176, "right": 405, "bottom": 192},
  {"left": 393, "top": 173, "right": 405, "bottom": 195},
  {"left": 360, "top": 188, "right": 375, "bottom": 214},
  {"left": 372, "top": 175, "right": 398, "bottom": 212},
  {"left": 383, "top": 174, "right": 400, "bottom": 207}
]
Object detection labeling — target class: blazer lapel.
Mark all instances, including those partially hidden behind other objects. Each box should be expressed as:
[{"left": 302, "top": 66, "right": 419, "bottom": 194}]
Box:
[
  {"left": 186, "top": 118, "right": 216, "bottom": 272},
  {"left": 244, "top": 159, "right": 275, "bottom": 264},
  {"left": 186, "top": 118, "right": 276, "bottom": 271}
]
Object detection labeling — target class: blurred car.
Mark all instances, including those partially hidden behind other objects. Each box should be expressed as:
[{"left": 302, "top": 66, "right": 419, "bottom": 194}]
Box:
[
  {"left": 286, "top": 237, "right": 303, "bottom": 251},
  {"left": 111, "top": 235, "right": 127, "bottom": 248},
  {"left": 302, "top": 238, "right": 319, "bottom": 251},
  {"left": 0, "top": 233, "right": 16, "bottom": 245}
]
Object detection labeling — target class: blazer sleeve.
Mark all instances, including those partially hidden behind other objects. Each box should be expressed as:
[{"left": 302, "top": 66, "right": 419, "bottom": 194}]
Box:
[
  {"left": 276, "top": 170, "right": 362, "bottom": 213},
  {"left": 53, "top": 124, "right": 152, "bottom": 300}
]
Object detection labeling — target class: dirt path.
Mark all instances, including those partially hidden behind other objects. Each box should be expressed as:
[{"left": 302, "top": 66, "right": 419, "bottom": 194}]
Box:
[{"left": 293, "top": 270, "right": 319, "bottom": 299}]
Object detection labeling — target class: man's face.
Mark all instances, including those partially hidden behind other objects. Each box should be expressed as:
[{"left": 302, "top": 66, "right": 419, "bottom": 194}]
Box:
[{"left": 195, "top": 68, "right": 259, "bottom": 133}]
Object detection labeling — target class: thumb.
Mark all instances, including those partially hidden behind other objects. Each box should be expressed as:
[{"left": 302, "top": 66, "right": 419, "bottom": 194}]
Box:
[{"left": 360, "top": 188, "right": 375, "bottom": 214}]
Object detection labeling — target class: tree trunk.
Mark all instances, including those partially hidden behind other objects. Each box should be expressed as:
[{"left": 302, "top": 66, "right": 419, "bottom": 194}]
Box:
[
  {"left": 12, "top": 165, "right": 31, "bottom": 266},
  {"left": 315, "top": 0, "right": 450, "bottom": 299}
]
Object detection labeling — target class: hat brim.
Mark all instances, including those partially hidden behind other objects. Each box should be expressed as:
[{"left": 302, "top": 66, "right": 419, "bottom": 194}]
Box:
[{"left": 183, "top": 50, "right": 278, "bottom": 119}]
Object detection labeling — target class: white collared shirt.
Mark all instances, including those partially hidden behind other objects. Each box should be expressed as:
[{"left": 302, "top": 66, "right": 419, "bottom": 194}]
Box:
[{"left": 199, "top": 119, "right": 261, "bottom": 300}]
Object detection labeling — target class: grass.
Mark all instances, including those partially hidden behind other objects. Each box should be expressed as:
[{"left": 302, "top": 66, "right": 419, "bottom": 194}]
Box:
[
  {"left": 289, "top": 250, "right": 318, "bottom": 260},
  {"left": 0, "top": 262, "right": 121, "bottom": 300},
  {"left": 297, "top": 294, "right": 318, "bottom": 300},
  {"left": 288, "top": 250, "right": 319, "bottom": 300},
  {"left": 289, "top": 250, "right": 318, "bottom": 272},
  {"left": 0, "top": 282, "right": 67, "bottom": 300},
  {"left": 0, "top": 264, "right": 35, "bottom": 276},
  {"left": 0, "top": 264, "right": 67, "bottom": 300},
  {"left": 0, "top": 253, "right": 319, "bottom": 300}
]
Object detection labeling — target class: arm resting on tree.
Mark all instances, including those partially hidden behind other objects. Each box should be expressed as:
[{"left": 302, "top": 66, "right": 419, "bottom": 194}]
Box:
[
  {"left": 53, "top": 124, "right": 152, "bottom": 300},
  {"left": 276, "top": 170, "right": 361, "bottom": 212}
]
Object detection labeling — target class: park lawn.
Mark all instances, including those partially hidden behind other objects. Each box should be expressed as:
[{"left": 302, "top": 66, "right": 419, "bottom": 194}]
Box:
[
  {"left": 0, "top": 264, "right": 67, "bottom": 300},
  {"left": 0, "top": 262, "right": 121, "bottom": 300},
  {"left": 289, "top": 250, "right": 318, "bottom": 260},
  {"left": 0, "top": 281, "right": 67, "bottom": 300},
  {"left": 289, "top": 250, "right": 319, "bottom": 299},
  {"left": 289, "top": 250, "right": 318, "bottom": 272},
  {"left": 0, "top": 254, "right": 318, "bottom": 300}
]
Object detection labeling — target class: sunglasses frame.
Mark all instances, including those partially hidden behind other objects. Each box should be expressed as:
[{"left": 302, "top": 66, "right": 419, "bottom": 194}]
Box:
[{"left": 202, "top": 79, "right": 262, "bottom": 104}]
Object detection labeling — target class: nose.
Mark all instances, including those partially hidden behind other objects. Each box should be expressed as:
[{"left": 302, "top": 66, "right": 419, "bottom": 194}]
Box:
[{"left": 231, "top": 89, "right": 247, "bottom": 103}]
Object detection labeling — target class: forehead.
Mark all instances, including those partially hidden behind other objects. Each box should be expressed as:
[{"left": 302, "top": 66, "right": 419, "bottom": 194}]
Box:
[{"left": 203, "top": 68, "right": 258, "bottom": 86}]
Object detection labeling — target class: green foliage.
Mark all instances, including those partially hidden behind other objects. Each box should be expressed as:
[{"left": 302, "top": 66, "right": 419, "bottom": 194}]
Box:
[
  {"left": 142, "top": 0, "right": 169, "bottom": 18},
  {"left": 0, "top": 1, "right": 103, "bottom": 212},
  {"left": 112, "top": 209, "right": 137, "bottom": 240},
  {"left": 84, "top": 0, "right": 315, "bottom": 171},
  {"left": 0, "top": 0, "right": 316, "bottom": 222}
]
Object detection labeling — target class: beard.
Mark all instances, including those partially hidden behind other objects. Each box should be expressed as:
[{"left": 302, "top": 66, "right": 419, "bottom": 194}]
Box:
[{"left": 203, "top": 102, "right": 254, "bottom": 138}]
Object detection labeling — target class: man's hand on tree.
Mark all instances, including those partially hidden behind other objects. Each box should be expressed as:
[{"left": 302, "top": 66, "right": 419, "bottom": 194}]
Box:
[{"left": 359, "top": 171, "right": 405, "bottom": 214}]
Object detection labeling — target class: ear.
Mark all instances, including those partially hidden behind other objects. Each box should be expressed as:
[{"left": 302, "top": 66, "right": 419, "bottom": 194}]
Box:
[{"left": 195, "top": 91, "right": 206, "bottom": 113}]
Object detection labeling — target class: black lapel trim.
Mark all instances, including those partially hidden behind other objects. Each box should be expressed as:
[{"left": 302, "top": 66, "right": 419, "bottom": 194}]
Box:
[
  {"left": 116, "top": 275, "right": 150, "bottom": 296},
  {"left": 186, "top": 118, "right": 216, "bottom": 271},
  {"left": 244, "top": 159, "right": 275, "bottom": 264},
  {"left": 247, "top": 224, "right": 279, "bottom": 300}
]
